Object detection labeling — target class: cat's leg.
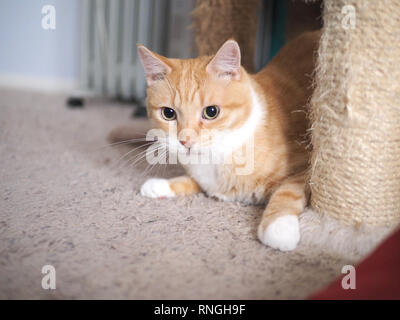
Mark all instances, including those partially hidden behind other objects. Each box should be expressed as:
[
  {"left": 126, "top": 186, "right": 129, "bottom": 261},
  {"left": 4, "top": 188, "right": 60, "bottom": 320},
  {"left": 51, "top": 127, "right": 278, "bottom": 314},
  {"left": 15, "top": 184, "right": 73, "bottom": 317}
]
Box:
[
  {"left": 140, "top": 176, "right": 200, "bottom": 198},
  {"left": 258, "top": 174, "right": 309, "bottom": 251}
]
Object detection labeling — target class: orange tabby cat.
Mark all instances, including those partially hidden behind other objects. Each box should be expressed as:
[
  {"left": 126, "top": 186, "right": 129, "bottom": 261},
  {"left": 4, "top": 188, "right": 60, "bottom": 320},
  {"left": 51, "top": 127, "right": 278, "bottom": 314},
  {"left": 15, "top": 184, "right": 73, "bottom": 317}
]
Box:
[{"left": 137, "top": 31, "right": 319, "bottom": 251}]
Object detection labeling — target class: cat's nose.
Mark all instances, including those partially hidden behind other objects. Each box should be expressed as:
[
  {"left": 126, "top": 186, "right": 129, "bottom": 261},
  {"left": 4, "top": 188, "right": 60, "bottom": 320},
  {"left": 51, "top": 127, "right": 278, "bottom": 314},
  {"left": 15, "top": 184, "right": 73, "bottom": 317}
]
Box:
[{"left": 179, "top": 139, "right": 194, "bottom": 149}]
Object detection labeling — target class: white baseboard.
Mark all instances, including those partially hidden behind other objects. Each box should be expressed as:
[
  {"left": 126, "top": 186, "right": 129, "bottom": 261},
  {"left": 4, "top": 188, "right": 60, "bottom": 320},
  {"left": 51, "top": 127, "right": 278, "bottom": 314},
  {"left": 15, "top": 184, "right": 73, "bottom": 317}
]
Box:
[{"left": 0, "top": 74, "right": 81, "bottom": 94}]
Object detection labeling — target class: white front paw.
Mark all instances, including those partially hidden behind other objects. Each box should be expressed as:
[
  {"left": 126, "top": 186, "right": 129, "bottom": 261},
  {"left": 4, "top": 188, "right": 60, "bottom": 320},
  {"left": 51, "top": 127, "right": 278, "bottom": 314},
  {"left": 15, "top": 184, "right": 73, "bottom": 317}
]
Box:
[
  {"left": 258, "top": 215, "right": 300, "bottom": 251},
  {"left": 140, "top": 178, "right": 175, "bottom": 198}
]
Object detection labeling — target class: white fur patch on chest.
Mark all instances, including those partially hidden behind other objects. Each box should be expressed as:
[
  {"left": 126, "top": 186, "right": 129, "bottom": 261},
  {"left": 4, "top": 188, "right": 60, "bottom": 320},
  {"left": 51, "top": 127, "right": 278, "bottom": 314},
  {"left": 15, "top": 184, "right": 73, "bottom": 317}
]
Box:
[
  {"left": 187, "top": 164, "right": 235, "bottom": 201},
  {"left": 187, "top": 163, "right": 219, "bottom": 193}
]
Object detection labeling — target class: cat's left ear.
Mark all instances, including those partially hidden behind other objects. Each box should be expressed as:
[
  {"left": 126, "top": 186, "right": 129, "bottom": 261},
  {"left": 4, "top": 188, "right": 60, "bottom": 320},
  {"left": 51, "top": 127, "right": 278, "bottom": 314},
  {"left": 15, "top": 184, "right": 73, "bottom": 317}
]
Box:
[
  {"left": 206, "top": 40, "right": 241, "bottom": 80},
  {"left": 137, "top": 45, "right": 172, "bottom": 86}
]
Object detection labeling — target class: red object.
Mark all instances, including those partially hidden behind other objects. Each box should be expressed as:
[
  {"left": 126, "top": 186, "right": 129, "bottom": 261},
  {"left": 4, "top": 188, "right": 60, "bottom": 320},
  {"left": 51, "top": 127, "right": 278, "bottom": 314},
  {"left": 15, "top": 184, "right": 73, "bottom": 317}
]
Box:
[{"left": 310, "top": 227, "right": 400, "bottom": 299}]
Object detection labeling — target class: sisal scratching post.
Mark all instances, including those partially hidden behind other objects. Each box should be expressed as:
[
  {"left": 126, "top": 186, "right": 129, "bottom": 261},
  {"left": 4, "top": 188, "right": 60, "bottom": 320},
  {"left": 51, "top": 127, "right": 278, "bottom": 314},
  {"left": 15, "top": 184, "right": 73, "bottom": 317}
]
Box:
[
  {"left": 310, "top": 0, "right": 400, "bottom": 226},
  {"left": 192, "top": 0, "right": 260, "bottom": 72}
]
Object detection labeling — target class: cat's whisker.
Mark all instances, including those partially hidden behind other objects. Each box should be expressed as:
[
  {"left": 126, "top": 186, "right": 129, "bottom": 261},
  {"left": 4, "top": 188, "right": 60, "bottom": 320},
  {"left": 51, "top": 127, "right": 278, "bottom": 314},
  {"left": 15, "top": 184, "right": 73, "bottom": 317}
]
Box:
[
  {"left": 93, "top": 138, "right": 156, "bottom": 151},
  {"left": 110, "top": 142, "right": 154, "bottom": 171},
  {"left": 140, "top": 149, "right": 168, "bottom": 177},
  {"left": 140, "top": 162, "right": 157, "bottom": 178},
  {"left": 116, "top": 145, "right": 158, "bottom": 171},
  {"left": 125, "top": 150, "right": 152, "bottom": 170},
  {"left": 125, "top": 143, "right": 165, "bottom": 171}
]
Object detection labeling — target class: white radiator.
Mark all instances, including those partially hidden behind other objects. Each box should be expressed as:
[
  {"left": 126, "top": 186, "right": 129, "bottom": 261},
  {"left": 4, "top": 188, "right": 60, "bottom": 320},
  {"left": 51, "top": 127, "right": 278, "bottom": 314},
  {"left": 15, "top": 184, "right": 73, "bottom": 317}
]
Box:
[{"left": 80, "top": 0, "right": 195, "bottom": 102}]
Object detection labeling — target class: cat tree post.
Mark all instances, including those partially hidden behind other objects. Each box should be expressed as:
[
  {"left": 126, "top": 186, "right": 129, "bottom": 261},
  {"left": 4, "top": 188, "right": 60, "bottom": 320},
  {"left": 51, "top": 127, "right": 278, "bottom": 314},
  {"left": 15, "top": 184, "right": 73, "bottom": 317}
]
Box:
[{"left": 310, "top": 0, "right": 400, "bottom": 226}]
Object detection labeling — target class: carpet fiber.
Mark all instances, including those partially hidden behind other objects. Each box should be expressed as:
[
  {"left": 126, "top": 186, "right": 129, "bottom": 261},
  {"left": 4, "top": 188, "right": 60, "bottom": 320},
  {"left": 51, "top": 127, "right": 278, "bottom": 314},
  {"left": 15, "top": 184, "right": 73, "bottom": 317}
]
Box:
[{"left": 0, "top": 89, "right": 393, "bottom": 299}]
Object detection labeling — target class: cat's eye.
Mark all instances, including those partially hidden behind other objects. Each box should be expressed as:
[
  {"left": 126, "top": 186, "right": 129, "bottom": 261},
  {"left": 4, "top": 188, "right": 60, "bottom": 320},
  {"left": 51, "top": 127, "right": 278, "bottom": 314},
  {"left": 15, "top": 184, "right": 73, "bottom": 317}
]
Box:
[
  {"left": 202, "top": 105, "right": 220, "bottom": 120},
  {"left": 161, "top": 107, "right": 176, "bottom": 120}
]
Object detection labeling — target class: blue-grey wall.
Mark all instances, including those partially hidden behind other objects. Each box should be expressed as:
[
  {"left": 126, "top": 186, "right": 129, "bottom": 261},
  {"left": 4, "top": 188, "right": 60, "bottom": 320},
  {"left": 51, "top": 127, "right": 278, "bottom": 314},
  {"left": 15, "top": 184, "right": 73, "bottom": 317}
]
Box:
[{"left": 0, "top": 0, "right": 81, "bottom": 83}]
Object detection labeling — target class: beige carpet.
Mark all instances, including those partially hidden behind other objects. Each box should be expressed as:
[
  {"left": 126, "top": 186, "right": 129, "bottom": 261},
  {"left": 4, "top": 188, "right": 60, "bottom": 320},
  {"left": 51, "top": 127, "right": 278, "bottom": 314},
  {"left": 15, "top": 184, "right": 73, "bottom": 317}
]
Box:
[{"left": 0, "top": 88, "right": 393, "bottom": 299}]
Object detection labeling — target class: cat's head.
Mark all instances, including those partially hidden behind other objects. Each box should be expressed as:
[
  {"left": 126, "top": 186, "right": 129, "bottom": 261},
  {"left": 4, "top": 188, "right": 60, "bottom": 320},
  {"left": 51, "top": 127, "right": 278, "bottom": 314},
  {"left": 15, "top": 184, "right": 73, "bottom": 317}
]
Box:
[{"left": 137, "top": 40, "right": 257, "bottom": 158}]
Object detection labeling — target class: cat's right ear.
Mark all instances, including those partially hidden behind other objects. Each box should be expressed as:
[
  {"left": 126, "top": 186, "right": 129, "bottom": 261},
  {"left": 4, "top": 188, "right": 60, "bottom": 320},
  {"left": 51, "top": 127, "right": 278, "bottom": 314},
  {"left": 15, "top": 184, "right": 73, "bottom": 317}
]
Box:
[
  {"left": 137, "top": 45, "right": 171, "bottom": 86},
  {"left": 206, "top": 40, "right": 241, "bottom": 80}
]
